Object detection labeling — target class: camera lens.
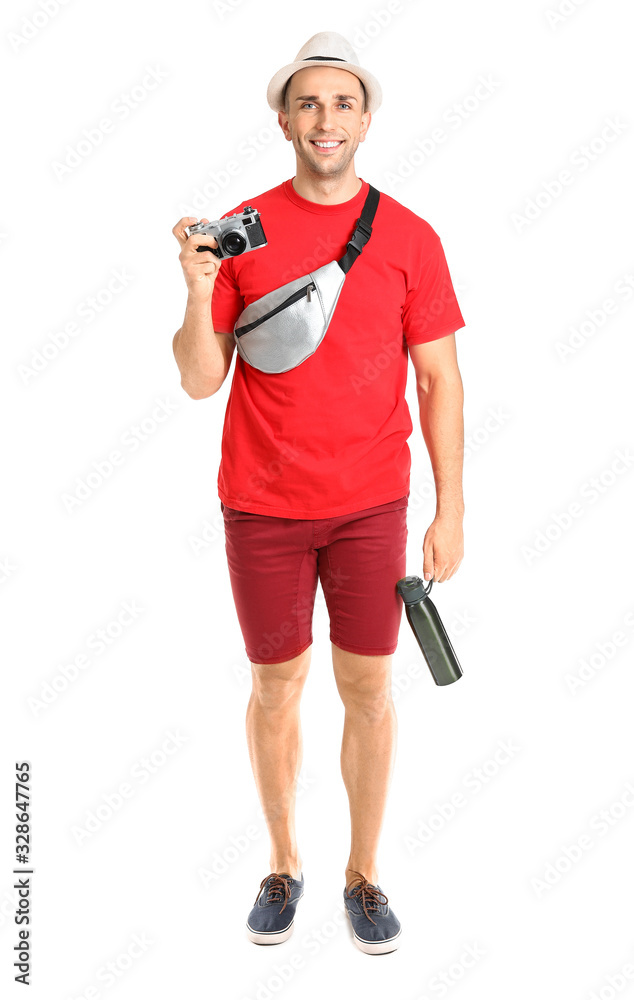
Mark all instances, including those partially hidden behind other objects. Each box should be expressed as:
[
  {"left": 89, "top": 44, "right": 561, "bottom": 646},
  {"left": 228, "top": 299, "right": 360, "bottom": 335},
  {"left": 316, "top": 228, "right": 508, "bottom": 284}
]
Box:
[{"left": 222, "top": 230, "right": 247, "bottom": 256}]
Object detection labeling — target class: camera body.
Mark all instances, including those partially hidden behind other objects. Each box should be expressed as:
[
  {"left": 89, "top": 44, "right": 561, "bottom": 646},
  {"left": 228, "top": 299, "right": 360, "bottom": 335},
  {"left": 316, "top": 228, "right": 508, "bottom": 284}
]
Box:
[{"left": 186, "top": 206, "right": 267, "bottom": 259}]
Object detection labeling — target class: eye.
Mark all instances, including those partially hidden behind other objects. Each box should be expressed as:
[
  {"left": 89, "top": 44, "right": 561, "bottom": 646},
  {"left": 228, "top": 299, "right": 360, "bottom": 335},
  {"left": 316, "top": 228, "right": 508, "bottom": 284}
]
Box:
[{"left": 300, "top": 102, "right": 352, "bottom": 110}]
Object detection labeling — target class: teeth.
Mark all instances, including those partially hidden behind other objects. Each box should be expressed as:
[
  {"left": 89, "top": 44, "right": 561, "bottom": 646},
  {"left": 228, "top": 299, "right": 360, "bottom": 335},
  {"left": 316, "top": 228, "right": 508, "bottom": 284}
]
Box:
[{"left": 312, "top": 141, "right": 342, "bottom": 147}]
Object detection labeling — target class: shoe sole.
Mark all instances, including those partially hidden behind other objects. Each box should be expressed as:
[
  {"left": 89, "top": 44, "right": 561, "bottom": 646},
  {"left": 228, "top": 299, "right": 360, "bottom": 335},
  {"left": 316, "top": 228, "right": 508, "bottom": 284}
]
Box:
[
  {"left": 246, "top": 918, "right": 297, "bottom": 945},
  {"left": 345, "top": 908, "right": 402, "bottom": 954}
]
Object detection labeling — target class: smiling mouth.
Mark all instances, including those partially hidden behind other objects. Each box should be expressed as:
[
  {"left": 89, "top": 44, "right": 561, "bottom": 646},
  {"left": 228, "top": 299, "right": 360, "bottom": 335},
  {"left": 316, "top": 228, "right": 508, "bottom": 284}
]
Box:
[{"left": 309, "top": 139, "right": 344, "bottom": 150}]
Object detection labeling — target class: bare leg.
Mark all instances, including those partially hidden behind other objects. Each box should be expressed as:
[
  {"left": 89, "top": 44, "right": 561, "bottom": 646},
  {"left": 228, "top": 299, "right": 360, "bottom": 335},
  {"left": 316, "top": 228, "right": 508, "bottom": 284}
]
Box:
[
  {"left": 331, "top": 642, "right": 397, "bottom": 890},
  {"left": 245, "top": 646, "right": 312, "bottom": 881}
]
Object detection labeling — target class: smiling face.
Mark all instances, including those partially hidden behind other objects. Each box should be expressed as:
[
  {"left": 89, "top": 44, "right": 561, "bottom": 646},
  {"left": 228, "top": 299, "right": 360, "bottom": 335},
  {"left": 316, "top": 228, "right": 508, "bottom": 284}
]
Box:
[{"left": 278, "top": 65, "right": 371, "bottom": 179}]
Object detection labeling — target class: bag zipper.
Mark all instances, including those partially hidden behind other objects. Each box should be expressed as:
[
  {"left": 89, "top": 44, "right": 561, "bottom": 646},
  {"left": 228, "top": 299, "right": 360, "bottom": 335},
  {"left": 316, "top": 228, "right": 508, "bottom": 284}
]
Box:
[{"left": 235, "top": 282, "right": 316, "bottom": 338}]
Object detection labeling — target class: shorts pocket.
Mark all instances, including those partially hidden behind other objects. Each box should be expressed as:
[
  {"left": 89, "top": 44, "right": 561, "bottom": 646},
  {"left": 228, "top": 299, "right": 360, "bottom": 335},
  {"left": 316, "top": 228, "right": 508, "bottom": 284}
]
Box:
[
  {"left": 370, "top": 494, "right": 409, "bottom": 515},
  {"left": 221, "top": 502, "right": 246, "bottom": 520}
]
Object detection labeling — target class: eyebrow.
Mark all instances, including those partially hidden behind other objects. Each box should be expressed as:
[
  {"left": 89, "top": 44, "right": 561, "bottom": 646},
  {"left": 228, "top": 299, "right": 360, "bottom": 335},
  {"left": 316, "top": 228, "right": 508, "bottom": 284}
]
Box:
[{"left": 295, "top": 94, "right": 358, "bottom": 102}]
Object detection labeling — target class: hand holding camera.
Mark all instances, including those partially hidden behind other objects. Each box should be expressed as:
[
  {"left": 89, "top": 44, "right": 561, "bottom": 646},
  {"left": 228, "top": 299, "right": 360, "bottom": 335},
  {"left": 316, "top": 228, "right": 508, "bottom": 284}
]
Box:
[
  {"left": 173, "top": 207, "right": 267, "bottom": 301},
  {"left": 172, "top": 216, "right": 222, "bottom": 301},
  {"left": 186, "top": 207, "right": 267, "bottom": 260}
]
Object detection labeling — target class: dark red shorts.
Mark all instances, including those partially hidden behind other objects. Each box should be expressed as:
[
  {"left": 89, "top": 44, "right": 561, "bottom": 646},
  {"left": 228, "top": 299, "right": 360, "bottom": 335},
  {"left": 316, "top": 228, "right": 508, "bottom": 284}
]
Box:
[{"left": 221, "top": 495, "right": 409, "bottom": 664}]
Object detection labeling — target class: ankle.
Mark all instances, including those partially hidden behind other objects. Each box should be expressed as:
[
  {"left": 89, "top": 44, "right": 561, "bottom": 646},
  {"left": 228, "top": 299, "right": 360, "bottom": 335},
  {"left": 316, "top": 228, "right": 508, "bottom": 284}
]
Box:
[
  {"left": 346, "top": 864, "right": 379, "bottom": 887},
  {"left": 270, "top": 860, "right": 303, "bottom": 880}
]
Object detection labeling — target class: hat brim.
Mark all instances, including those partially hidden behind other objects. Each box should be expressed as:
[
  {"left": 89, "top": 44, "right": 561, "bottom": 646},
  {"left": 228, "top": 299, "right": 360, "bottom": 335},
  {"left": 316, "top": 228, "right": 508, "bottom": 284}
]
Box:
[{"left": 267, "top": 59, "right": 382, "bottom": 115}]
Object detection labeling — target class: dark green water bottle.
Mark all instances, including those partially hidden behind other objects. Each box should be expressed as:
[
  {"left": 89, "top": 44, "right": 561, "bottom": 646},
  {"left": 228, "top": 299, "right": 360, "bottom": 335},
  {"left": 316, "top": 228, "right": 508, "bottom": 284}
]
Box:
[{"left": 396, "top": 576, "right": 463, "bottom": 686}]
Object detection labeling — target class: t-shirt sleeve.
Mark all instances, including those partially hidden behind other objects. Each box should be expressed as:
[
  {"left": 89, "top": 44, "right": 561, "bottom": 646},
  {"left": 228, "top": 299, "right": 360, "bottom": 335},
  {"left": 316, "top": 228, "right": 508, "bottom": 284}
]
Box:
[
  {"left": 211, "top": 256, "right": 244, "bottom": 333},
  {"left": 402, "top": 233, "right": 465, "bottom": 346}
]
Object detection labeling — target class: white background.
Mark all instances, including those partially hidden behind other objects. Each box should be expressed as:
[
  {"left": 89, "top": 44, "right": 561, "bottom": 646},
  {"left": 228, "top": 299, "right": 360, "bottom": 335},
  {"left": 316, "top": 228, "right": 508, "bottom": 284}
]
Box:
[{"left": 2, "top": 0, "right": 634, "bottom": 997}]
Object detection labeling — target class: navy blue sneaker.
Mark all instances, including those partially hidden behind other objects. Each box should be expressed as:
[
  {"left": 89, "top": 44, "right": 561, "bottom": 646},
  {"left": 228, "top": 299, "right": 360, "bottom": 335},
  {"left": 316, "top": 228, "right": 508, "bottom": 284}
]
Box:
[
  {"left": 343, "top": 870, "right": 402, "bottom": 954},
  {"left": 246, "top": 872, "right": 305, "bottom": 945}
]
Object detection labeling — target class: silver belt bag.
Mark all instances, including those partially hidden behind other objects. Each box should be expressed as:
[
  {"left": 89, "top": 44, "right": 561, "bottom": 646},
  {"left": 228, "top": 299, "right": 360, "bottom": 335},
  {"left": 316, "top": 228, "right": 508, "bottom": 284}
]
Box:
[{"left": 233, "top": 184, "right": 380, "bottom": 374}]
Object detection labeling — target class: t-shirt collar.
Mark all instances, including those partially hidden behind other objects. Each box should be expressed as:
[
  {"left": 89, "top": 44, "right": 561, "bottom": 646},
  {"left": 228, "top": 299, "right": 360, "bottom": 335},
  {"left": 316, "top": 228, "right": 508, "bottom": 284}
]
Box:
[{"left": 283, "top": 176, "right": 369, "bottom": 215}]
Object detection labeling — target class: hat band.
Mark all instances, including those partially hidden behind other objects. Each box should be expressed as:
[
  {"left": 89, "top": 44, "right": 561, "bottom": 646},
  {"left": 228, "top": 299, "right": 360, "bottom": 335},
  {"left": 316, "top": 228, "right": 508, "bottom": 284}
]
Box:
[{"left": 303, "top": 56, "right": 347, "bottom": 62}]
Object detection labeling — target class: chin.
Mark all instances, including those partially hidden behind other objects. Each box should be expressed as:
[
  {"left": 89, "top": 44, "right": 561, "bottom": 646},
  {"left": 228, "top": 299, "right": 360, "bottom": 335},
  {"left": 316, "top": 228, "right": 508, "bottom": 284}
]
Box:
[{"left": 304, "top": 148, "right": 350, "bottom": 169}]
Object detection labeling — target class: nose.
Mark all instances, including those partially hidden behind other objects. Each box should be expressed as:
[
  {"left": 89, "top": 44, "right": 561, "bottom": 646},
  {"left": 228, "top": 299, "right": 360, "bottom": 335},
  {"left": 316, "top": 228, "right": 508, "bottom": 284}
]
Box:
[{"left": 313, "top": 106, "right": 338, "bottom": 131}]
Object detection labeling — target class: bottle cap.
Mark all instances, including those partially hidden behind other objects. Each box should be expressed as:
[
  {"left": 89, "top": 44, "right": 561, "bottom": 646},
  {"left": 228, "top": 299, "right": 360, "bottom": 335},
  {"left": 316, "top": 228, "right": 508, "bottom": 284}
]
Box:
[{"left": 396, "top": 575, "right": 433, "bottom": 604}]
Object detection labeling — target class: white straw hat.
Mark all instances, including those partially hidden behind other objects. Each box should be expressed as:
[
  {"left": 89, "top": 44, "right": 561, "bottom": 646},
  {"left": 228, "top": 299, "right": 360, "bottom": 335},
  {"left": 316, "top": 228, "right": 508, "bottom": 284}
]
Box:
[{"left": 266, "top": 31, "right": 382, "bottom": 114}]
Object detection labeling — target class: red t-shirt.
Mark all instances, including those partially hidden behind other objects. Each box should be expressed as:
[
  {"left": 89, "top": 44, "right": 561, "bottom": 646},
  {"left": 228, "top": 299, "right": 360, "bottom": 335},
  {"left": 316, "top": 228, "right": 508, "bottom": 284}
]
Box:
[{"left": 211, "top": 176, "right": 465, "bottom": 519}]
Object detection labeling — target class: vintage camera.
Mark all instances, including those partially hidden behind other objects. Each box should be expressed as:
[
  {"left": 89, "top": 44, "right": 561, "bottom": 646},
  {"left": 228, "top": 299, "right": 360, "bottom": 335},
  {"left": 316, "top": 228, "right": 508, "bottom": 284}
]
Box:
[{"left": 185, "top": 206, "right": 267, "bottom": 259}]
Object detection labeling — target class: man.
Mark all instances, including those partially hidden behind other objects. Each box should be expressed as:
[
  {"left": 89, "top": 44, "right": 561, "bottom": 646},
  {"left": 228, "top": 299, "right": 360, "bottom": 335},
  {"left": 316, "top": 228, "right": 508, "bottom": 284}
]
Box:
[{"left": 171, "top": 31, "right": 466, "bottom": 955}]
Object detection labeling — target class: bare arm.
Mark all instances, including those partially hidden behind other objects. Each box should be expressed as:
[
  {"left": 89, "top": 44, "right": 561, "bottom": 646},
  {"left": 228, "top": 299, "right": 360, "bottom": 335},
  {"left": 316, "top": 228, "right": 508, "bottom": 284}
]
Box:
[
  {"left": 408, "top": 334, "right": 465, "bottom": 581},
  {"left": 172, "top": 298, "right": 235, "bottom": 399},
  {"left": 171, "top": 215, "right": 236, "bottom": 399}
]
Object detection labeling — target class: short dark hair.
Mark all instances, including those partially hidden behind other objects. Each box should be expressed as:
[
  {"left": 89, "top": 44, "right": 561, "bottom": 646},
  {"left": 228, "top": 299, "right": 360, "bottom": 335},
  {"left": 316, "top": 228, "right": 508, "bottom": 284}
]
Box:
[{"left": 283, "top": 77, "right": 366, "bottom": 114}]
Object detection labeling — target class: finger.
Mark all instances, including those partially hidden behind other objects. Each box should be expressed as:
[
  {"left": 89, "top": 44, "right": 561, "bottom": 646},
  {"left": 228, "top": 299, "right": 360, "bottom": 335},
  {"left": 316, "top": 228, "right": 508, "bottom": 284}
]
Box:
[
  {"left": 186, "top": 248, "right": 217, "bottom": 262},
  {"left": 444, "top": 555, "right": 463, "bottom": 582},
  {"left": 187, "top": 232, "right": 219, "bottom": 253},
  {"left": 422, "top": 542, "right": 434, "bottom": 582},
  {"left": 172, "top": 216, "right": 199, "bottom": 245},
  {"left": 185, "top": 257, "right": 221, "bottom": 280},
  {"left": 194, "top": 260, "right": 220, "bottom": 276}
]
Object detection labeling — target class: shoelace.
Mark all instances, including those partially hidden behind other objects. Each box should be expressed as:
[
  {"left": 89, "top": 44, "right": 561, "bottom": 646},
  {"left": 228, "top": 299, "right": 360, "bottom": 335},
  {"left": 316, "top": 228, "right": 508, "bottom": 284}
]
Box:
[
  {"left": 254, "top": 872, "right": 293, "bottom": 914},
  {"left": 345, "top": 870, "right": 389, "bottom": 926}
]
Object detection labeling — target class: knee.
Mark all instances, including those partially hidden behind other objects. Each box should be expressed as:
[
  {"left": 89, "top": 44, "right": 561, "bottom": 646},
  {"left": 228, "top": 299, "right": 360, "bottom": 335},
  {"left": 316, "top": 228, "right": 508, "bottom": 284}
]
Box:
[
  {"left": 337, "top": 677, "right": 394, "bottom": 723},
  {"left": 250, "top": 653, "right": 310, "bottom": 711}
]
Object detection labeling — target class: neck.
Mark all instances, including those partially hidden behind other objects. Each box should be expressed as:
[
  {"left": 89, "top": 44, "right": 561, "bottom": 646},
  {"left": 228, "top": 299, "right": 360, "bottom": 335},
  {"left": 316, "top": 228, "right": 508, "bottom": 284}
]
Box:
[{"left": 291, "top": 163, "right": 362, "bottom": 204}]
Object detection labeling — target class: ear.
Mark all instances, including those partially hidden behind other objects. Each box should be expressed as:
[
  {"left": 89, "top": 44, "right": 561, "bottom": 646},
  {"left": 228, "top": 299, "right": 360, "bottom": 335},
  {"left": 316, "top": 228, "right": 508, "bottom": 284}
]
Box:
[
  {"left": 278, "top": 110, "right": 292, "bottom": 141},
  {"left": 359, "top": 111, "right": 372, "bottom": 143}
]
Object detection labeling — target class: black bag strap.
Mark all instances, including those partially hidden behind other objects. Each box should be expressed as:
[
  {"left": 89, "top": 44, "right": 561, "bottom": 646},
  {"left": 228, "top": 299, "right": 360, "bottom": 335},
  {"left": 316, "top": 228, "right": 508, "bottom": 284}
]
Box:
[{"left": 337, "top": 184, "right": 380, "bottom": 274}]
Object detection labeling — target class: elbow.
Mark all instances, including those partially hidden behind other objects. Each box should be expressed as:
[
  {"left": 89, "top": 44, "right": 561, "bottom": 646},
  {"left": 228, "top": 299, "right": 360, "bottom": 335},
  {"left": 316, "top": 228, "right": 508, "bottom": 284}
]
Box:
[
  {"left": 181, "top": 377, "right": 219, "bottom": 400},
  {"left": 417, "top": 368, "right": 463, "bottom": 399}
]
